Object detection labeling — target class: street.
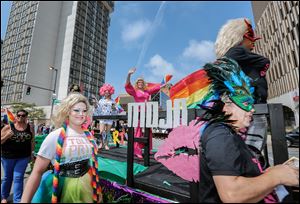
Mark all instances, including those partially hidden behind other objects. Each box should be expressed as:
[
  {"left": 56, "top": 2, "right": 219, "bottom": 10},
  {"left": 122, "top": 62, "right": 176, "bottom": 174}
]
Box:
[
  {"left": 265, "top": 135, "right": 299, "bottom": 166},
  {"left": 1, "top": 137, "right": 298, "bottom": 202}
]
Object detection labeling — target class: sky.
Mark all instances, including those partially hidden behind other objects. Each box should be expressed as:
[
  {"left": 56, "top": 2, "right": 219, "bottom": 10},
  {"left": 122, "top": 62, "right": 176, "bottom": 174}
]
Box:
[{"left": 1, "top": 1, "right": 255, "bottom": 98}]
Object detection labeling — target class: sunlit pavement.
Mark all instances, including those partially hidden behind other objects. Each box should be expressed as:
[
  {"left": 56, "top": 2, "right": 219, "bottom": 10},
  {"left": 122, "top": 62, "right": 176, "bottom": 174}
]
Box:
[
  {"left": 265, "top": 134, "right": 299, "bottom": 166},
  {"left": 1, "top": 137, "right": 298, "bottom": 202}
]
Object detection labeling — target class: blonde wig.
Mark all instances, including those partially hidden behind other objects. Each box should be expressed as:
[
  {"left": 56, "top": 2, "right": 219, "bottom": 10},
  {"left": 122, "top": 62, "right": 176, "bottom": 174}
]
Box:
[
  {"left": 52, "top": 93, "right": 91, "bottom": 128},
  {"left": 134, "top": 77, "right": 147, "bottom": 90},
  {"left": 215, "top": 18, "right": 251, "bottom": 58}
]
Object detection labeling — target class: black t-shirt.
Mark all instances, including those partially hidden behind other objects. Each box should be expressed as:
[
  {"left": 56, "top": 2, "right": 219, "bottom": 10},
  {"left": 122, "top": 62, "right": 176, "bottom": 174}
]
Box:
[
  {"left": 1, "top": 124, "right": 33, "bottom": 159},
  {"left": 199, "top": 122, "right": 263, "bottom": 203},
  {"left": 225, "top": 45, "right": 270, "bottom": 103}
]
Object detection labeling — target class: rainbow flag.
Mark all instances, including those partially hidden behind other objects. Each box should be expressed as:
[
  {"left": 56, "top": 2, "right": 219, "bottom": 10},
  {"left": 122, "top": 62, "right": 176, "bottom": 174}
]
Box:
[
  {"left": 115, "top": 96, "right": 124, "bottom": 113},
  {"left": 169, "top": 69, "right": 212, "bottom": 108},
  {"left": 6, "top": 109, "right": 15, "bottom": 128},
  {"left": 145, "top": 82, "right": 160, "bottom": 91},
  {"left": 161, "top": 75, "right": 173, "bottom": 85},
  {"left": 146, "top": 74, "right": 173, "bottom": 91}
]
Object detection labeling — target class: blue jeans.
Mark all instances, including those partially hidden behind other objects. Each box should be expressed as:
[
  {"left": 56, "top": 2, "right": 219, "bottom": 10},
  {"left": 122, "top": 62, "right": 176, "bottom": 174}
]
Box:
[{"left": 1, "top": 157, "right": 30, "bottom": 203}]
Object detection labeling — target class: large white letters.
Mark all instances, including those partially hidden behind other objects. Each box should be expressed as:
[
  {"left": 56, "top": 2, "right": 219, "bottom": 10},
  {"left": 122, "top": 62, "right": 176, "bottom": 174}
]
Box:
[
  {"left": 173, "top": 99, "right": 187, "bottom": 128},
  {"left": 146, "top": 102, "right": 159, "bottom": 128},
  {"left": 127, "top": 99, "right": 187, "bottom": 128}
]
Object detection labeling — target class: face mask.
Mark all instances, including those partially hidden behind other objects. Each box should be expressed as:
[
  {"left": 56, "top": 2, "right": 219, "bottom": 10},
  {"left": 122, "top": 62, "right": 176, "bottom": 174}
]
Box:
[{"left": 230, "top": 94, "right": 254, "bottom": 112}]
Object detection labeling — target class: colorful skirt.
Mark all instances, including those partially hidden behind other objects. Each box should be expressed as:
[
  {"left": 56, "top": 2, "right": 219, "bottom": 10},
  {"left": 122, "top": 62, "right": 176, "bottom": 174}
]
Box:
[{"left": 32, "top": 170, "right": 94, "bottom": 203}]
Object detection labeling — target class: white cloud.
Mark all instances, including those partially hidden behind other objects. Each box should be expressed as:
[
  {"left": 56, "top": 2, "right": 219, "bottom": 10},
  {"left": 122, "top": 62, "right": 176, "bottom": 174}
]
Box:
[
  {"left": 121, "top": 19, "right": 151, "bottom": 43},
  {"left": 145, "top": 54, "right": 184, "bottom": 83},
  {"left": 146, "top": 54, "right": 175, "bottom": 76},
  {"left": 182, "top": 40, "right": 216, "bottom": 62}
]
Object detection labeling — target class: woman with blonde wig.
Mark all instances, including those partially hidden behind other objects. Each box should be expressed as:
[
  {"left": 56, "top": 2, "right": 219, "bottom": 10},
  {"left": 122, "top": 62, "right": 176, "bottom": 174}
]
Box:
[
  {"left": 215, "top": 18, "right": 271, "bottom": 170},
  {"left": 215, "top": 18, "right": 270, "bottom": 103},
  {"left": 21, "top": 93, "right": 102, "bottom": 203},
  {"left": 125, "top": 67, "right": 163, "bottom": 159}
]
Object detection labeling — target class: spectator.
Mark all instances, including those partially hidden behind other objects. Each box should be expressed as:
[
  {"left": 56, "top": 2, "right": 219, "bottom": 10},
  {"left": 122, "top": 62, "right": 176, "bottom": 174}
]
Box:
[
  {"left": 1, "top": 109, "right": 35, "bottom": 203},
  {"left": 21, "top": 93, "right": 101, "bottom": 203}
]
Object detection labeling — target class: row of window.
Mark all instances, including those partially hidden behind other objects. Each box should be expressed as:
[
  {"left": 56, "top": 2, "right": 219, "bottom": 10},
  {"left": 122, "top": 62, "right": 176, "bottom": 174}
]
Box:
[
  {"left": 72, "top": 42, "right": 106, "bottom": 64},
  {"left": 255, "top": 2, "right": 299, "bottom": 83},
  {"left": 2, "top": 66, "right": 27, "bottom": 77},
  {"left": 2, "top": 36, "right": 32, "bottom": 54},
  {"left": 70, "top": 57, "right": 104, "bottom": 73},
  {"left": 69, "top": 66, "right": 104, "bottom": 81},
  {"left": 269, "top": 68, "right": 299, "bottom": 98},
  {"left": 10, "top": 1, "right": 38, "bottom": 15},
  {"left": 1, "top": 92, "right": 23, "bottom": 103},
  {"left": 7, "top": 12, "right": 36, "bottom": 33},
  {"left": 70, "top": 61, "right": 104, "bottom": 78}
]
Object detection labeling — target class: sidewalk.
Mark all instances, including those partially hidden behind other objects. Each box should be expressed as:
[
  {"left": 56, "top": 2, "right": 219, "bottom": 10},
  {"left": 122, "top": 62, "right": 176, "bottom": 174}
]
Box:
[{"left": 0, "top": 163, "right": 31, "bottom": 202}]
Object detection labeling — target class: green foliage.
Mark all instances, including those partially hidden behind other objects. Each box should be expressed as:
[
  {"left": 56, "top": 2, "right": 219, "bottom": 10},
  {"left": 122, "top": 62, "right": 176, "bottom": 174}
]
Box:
[{"left": 10, "top": 102, "right": 46, "bottom": 120}]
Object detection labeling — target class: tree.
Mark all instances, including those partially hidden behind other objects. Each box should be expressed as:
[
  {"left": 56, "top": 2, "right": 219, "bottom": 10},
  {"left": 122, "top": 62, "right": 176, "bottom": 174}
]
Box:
[{"left": 10, "top": 102, "right": 46, "bottom": 120}]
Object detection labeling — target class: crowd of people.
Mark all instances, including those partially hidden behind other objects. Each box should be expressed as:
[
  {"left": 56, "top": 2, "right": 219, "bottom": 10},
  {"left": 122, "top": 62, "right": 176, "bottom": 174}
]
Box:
[{"left": 1, "top": 17, "right": 298, "bottom": 203}]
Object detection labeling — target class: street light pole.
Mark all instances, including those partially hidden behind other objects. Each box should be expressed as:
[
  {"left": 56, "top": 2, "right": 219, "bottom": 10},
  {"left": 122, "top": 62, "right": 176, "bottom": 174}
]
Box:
[{"left": 49, "top": 66, "right": 58, "bottom": 118}]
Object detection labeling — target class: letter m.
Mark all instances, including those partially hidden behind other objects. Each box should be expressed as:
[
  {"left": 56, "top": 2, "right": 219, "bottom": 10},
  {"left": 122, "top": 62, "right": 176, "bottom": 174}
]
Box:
[{"left": 127, "top": 102, "right": 145, "bottom": 128}]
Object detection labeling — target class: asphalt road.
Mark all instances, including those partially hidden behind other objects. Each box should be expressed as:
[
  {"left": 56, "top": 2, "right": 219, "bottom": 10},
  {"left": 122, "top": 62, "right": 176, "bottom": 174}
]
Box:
[{"left": 1, "top": 137, "right": 298, "bottom": 202}]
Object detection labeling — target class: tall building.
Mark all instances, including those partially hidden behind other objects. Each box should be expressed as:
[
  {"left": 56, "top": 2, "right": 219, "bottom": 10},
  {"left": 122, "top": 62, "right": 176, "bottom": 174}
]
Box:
[
  {"left": 251, "top": 1, "right": 299, "bottom": 127},
  {"left": 1, "top": 1, "right": 114, "bottom": 108},
  {"left": 151, "top": 84, "right": 172, "bottom": 111}
]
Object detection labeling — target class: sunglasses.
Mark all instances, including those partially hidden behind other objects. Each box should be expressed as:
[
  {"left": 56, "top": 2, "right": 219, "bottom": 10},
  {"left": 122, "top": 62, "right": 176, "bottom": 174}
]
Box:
[{"left": 17, "top": 114, "right": 27, "bottom": 118}]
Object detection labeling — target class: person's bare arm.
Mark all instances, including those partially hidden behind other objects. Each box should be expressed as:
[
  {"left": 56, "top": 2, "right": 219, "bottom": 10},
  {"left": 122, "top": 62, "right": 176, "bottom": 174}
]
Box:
[
  {"left": 213, "top": 165, "right": 299, "bottom": 203},
  {"left": 20, "top": 156, "right": 51, "bottom": 203},
  {"left": 126, "top": 68, "right": 136, "bottom": 85},
  {"left": 1, "top": 125, "right": 14, "bottom": 144}
]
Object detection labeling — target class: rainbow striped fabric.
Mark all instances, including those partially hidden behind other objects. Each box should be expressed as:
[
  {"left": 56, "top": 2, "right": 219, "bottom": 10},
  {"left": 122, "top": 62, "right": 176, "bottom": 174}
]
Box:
[
  {"left": 6, "top": 109, "right": 15, "bottom": 128},
  {"left": 161, "top": 74, "right": 173, "bottom": 85},
  {"left": 146, "top": 74, "right": 173, "bottom": 91},
  {"left": 169, "top": 69, "right": 212, "bottom": 108},
  {"left": 115, "top": 96, "right": 124, "bottom": 113}
]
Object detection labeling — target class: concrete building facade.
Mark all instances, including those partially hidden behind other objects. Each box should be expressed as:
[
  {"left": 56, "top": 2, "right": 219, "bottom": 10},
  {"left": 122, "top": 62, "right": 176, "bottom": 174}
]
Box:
[
  {"left": 1, "top": 1, "right": 114, "bottom": 114},
  {"left": 251, "top": 1, "right": 299, "bottom": 127}
]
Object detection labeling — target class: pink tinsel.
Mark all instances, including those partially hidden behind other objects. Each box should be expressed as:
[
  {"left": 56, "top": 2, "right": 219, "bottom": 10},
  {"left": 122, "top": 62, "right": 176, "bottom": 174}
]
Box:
[{"left": 99, "top": 84, "right": 115, "bottom": 96}]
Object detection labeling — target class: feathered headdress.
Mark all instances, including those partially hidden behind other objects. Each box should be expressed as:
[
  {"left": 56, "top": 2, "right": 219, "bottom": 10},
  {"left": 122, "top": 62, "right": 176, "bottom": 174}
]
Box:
[
  {"left": 170, "top": 57, "right": 254, "bottom": 112},
  {"left": 203, "top": 57, "right": 255, "bottom": 112},
  {"left": 157, "top": 57, "right": 254, "bottom": 182}
]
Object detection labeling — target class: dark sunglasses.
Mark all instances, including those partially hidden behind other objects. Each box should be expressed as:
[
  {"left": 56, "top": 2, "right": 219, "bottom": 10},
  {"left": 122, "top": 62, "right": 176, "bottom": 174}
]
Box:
[{"left": 17, "top": 114, "right": 27, "bottom": 118}]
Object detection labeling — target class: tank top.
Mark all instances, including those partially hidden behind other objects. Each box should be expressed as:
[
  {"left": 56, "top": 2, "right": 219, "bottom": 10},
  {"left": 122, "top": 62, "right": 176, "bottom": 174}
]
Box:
[{"left": 1, "top": 124, "right": 33, "bottom": 158}]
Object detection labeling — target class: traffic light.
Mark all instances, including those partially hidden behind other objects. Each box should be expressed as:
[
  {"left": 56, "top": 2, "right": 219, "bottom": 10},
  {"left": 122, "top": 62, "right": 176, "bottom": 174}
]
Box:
[{"left": 26, "top": 86, "right": 31, "bottom": 95}]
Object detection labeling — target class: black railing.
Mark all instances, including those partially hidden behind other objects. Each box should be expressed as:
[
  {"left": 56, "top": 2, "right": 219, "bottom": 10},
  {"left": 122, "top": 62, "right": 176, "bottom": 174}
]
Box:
[{"left": 92, "top": 103, "right": 291, "bottom": 202}]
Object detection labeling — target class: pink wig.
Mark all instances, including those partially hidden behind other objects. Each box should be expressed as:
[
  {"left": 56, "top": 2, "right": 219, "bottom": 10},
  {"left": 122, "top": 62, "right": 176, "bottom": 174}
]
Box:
[{"left": 99, "top": 84, "right": 115, "bottom": 96}]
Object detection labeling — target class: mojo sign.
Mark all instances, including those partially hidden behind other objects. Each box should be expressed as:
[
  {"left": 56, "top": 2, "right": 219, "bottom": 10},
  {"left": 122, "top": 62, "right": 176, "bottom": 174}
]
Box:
[{"left": 127, "top": 99, "right": 187, "bottom": 129}]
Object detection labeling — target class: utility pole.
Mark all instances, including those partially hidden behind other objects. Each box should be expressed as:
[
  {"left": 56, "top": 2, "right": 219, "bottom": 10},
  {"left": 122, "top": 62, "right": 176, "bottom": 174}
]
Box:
[{"left": 49, "top": 66, "right": 58, "bottom": 118}]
